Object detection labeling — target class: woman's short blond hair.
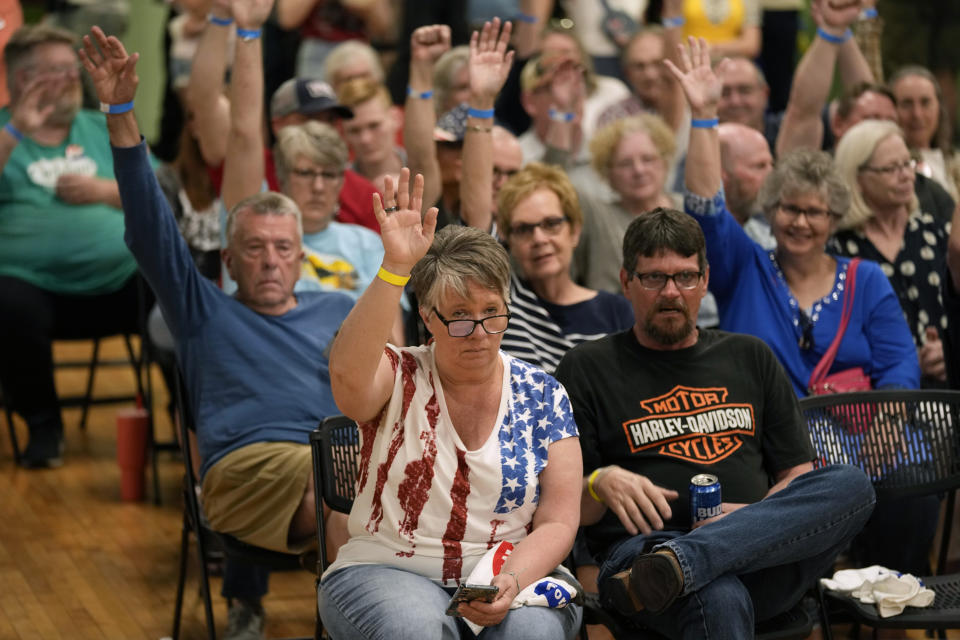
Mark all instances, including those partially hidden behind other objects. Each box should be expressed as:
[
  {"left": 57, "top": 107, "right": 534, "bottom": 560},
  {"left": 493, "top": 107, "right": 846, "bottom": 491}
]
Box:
[
  {"left": 834, "top": 119, "right": 918, "bottom": 230},
  {"left": 496, "top": 162, "right": 582, "bottom": 235},
  {"left": 274, "top": 121, "right": 348, "bottom": 190},
  {"left": 589, "top": 113, "right": 676, "bottom": 181},
  {"left": 410, "top": 226, "right": 511, "bottom": 311}
]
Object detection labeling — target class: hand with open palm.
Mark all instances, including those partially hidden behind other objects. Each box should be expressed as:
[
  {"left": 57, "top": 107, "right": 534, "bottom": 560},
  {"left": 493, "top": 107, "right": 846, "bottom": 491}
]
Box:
[
  {"left": 78, "top": 26, "right": 139, "bottom": 107},
  {"left": 664, "top": 37, "right": 726, "bottom": 119},
  {"left": 468, "top": 18, "right": 514, "bottom": 106},
  {"left": 374, "top": 168, "right": 438, "bottom": 276}
]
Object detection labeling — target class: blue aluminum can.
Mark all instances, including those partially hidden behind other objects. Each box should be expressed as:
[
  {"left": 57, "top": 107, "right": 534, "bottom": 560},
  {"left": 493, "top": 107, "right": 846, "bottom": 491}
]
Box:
[{"left": 690, "top": 474, "right": 722, "bottom": 524}]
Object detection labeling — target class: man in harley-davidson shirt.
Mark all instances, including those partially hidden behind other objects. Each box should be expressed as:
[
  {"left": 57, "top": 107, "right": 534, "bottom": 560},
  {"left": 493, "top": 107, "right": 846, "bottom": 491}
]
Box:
[{"left": 555, "top": 207, "right": 875, "bottom": 639}]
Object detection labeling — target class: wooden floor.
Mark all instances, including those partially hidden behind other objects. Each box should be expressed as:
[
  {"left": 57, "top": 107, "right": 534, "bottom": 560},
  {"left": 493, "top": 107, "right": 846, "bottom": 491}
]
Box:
[
  {"left": 2, "top": 338, "right": 959, "bottom": 639},
  {"left": 0, "top": 337, "right": 316, "bottom": 640}
]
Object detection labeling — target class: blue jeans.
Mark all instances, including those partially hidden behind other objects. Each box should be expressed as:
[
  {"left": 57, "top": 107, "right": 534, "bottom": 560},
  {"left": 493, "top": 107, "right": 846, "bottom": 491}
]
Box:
[
  {"left": 319, "top": 564, "right": 582, "bottom": 640},
  {"left": 597, "top": 464, "right": 876, "bottom": 640}
]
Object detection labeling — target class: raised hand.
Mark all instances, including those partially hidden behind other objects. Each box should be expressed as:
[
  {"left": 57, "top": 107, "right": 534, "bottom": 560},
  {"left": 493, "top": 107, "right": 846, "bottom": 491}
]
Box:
[
  {"left": 78, "top": 26, "right": 139, "bottom": 106},
  {"left": 468, "top": 18, "right": 514, "bottom": 104},
  {"left": 230, "top": 0, "right": 274, "bottom": 29},
  {"left": 411, "top": 24, "right": 452, "bottom": 67},
  {"left": 8, "top": 77, "right": 56, "bottom": 136},
  {"left": 548, "top": 58, "right": 586, "bottom": 113},
  {"left": 663, "top": 37, "right": 725, "bottom": 118},
  {"left": 813, "top": 0, "right": 862, "bottom": 30},
  {"left": 374, "top": 168, "right": 438, "bottom": 274}
]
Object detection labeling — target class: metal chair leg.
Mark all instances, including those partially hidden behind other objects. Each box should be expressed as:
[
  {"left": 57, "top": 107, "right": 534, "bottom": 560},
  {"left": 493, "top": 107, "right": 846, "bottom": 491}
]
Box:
[{"left": 79, "top": 338, "right": 101, "bottom": 431}]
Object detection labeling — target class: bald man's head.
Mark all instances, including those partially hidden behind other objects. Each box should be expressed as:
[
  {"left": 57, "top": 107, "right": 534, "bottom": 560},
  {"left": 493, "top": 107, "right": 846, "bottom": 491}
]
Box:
[{"left": 718, "top": 123, "right": 773, "bottom": 224}]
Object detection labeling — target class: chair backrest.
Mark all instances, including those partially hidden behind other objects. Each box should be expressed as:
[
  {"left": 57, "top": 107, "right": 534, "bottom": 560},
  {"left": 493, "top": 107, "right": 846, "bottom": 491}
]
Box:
[
  {"left": 310, "top": 415, "right": 361, "bottom": 573},
  {"left": 799, "top": 390, "right": 960, "bottom": 500}
]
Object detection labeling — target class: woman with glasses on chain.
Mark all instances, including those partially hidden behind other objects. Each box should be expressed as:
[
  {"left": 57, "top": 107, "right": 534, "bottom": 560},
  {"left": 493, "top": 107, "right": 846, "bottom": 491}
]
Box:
[
  {"left": 322, "top": 167, "right": 583, "bottom": 640},
  {"left": 669, "top": 38, "right": 919, "bottom": 398},
  {"left": 833, "top": 119, "right": 951, "bottom": 386}
]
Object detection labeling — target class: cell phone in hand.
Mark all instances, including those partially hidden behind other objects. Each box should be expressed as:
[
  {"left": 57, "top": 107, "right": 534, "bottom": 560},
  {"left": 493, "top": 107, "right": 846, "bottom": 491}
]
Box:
[{"left": 445, "top": 583, "right": 499, "bottom": 616}]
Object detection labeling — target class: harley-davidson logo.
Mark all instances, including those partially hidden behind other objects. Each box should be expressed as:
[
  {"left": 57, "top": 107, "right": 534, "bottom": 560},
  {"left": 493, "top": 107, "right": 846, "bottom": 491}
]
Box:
[{"left": 624, "top": 385, "right": 755, "bottom": 463}]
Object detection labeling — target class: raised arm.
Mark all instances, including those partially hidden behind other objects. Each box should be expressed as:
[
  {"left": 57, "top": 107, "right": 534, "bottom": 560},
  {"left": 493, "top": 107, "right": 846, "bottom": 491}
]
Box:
[
  {"left": 185, "top": 0, "right": 232, "bottom": 166},
  {"left": 329, "top": 170, "right": 438, "bottom": 422},
  {"left": 659, "top": 0, "right": 688, "bottom": 133},
  {"left": 79, "top": 27, "right": 140, "bottom": 148},
  {"left": 461, "top": 19, "right": 514, "bottom": 232},
  {"left": 220, "top": 0, "right": 274, "bottom": 212},
  {"left": 776, "top": 0, "right": 865, "bottom": 157},
  {"left": 403, "top": 25, "right": 450, "bottom": 213},
  {"left": 511, "top": 0, "right": 553, "bottom": 59},
  {"left": 666, "top": 37, "right": 724, "bottom": 198},
  {"left": 274, "top": 0, "right": 315, "bottom": 29}
]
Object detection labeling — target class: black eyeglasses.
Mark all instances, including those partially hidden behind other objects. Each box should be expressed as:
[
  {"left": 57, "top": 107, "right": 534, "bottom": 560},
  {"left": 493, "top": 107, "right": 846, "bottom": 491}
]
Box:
[
  {"left": 632, "top": 270, "right": 702, "bottom": 291},
  {"left": 433, "top": 308, "right": 510, "bottom": 337},
  {"left": 777, "top": 202, "right": 833, "bottom": 222},
  {"left": 508, "top": 216, "right": 569, "bottom": 240}
]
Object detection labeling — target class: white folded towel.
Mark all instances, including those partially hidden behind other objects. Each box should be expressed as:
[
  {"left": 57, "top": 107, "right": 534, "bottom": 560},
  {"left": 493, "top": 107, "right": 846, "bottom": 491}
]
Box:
[{"left": 820, "top": 565, "right": 935, "bottom": 618}]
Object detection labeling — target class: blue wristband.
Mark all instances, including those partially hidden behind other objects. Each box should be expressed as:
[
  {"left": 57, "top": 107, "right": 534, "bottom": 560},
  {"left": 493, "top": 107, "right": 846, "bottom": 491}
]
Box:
[
  {"left": 208, "top": 14, "right": 233, "bottom": 26},
  {"left": 662, "top": 16, "right": 685, "bottom": 29},
  {"left": 467, "top": 106, "right": 495, "bottom": 119},
  {"left": 236, "top": 27, "right": 262, "bottom": 41},
  {"left": 406, "top": 86, "right": 434, "bottom": 99},
  {"left": 548, "top": 108, "right": 575, "bottom": 123},
  {"left": 816, "top": 27, "right": 852, "bottom": 44},
  {"left": 515, "top": 12, "right": 538, "bottom": 24},
  {"left": 860, "top": 7, "right": 878, "bottom": 19},
  {"left": 100, "top": 100, "right": 134, "bottom": 115},
  {"left": 3, "top": 122, "right": 23, "bottom": 142},
  {"left": 691, "top": 117, "right": 719, "bottom": 129}
]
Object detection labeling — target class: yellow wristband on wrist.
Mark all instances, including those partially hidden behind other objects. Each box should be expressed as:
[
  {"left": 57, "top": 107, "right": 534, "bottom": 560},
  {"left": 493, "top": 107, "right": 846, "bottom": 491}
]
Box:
[
  {"left": 377, "top": 266, "right": 410, "bottom": 287},
  {"left": 587, "top": 467, "right": 606, "bottom": 504}
]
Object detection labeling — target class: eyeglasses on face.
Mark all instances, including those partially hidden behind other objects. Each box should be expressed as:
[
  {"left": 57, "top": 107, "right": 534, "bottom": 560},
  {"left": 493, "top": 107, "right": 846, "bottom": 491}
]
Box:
[
  {"left": 777, "top": 202, "right": 833, "bottom": 222},
  {"left": 632, "top": 270, "right": 702, "bottom": 290},
  {"left": 507, "top": 216, "right": 569, "bottom": 239},
  {"left": 432, "top": 308, "right": 510, "bottom": 337},
  {"left": 290, "top": 167, "right": 343, "bottom": 182},
  {"left": 32, "top": 61, "right": 81, "bottom": 76},
  {"left": 859, "top": 158, "right": 917, "bottom": 176}
]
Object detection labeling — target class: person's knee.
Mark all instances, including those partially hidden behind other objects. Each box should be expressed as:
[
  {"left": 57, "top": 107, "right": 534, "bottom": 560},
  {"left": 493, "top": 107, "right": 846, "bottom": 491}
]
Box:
[
  {"left": 821, "top": 464, "right": 876, "bottom": 513},
  {"left": 684, "top": 575, "right": 753, "bottom": 636}
]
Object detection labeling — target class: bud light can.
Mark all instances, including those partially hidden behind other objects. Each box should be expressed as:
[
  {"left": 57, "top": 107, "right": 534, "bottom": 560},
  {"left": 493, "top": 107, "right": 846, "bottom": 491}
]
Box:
[{"left": 690, "top": 474, "right": 722, "bottom": 524}]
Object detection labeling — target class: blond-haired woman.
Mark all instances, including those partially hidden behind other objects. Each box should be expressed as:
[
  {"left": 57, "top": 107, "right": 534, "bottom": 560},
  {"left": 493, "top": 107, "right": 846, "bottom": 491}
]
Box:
[
  {"left": 572, "top": 113, "right": 679, "bottom": 293},
  {"left": 833, "top": 118, "right": 951, "bottom": 384},
  {"left": 496, "top": 163, "right": 634, "bottom": 373}
]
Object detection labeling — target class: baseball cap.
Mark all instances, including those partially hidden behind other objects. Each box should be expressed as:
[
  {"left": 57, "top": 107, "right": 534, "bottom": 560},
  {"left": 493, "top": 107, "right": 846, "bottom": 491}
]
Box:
[
  {"left": 270, "top": 78, "right": 354, "bottom": 120},
  {"left": 434, "top": 103, "right": 470, "bottom": 143}
]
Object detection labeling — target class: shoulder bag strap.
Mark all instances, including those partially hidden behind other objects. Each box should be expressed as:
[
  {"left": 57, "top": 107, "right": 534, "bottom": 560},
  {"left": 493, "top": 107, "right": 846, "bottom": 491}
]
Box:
[{"left": 808, "top": 258, "right": 860, "bottom": 388}]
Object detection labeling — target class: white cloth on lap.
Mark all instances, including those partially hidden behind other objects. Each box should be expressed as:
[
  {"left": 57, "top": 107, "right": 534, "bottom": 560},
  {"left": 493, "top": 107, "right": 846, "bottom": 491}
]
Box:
[
  {"left": 820, "top": 565, "right": 935, "bottom": 617},
  {"left": 459, "top": 541, "right": 580, "bottom": 635}
]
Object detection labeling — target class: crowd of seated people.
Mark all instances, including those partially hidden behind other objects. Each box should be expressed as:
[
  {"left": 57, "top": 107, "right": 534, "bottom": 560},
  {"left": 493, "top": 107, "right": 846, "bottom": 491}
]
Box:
[{"left": 4, "top": 1, "right": 960, "bottom": 639}]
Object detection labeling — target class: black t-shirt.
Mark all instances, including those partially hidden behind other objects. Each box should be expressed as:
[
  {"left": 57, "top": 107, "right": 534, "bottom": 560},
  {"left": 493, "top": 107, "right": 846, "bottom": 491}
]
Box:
[{"left": 555, "top": 329, "right": 814, "bottom": 553}]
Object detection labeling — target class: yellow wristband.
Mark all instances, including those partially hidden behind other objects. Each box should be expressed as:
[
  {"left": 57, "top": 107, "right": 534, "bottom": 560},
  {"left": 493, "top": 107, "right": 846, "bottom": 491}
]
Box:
[
  {"left": 377, "top": 266, "right": 410, "bottom": 287},
  {"left": 587, "top": 468, "right": 606, "bottom": 504}
]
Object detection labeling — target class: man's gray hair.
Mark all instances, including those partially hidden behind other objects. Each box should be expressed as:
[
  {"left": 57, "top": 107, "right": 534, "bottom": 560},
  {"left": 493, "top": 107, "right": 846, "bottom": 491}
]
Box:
[
  {"left": 5, "top": 24, "right": 77, "bottom": 101},
  {"left": 225, "top": 191, "right": 304, "bottom": 244},
  {"left": 411, "top": 226, "right": 511, "bottom": 311}
]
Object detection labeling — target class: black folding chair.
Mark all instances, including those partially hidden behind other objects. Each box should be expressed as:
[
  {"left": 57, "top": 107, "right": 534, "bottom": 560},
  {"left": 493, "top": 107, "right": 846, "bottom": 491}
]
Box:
[
  {"left": 310, "top": 416, "right": 361, "bottom": 639},
  {"left": 800, "top": 389, "right": 960, "bottom": 639},
  {"left": 170, "top": 367, "right": 311, "bottom": 640}
]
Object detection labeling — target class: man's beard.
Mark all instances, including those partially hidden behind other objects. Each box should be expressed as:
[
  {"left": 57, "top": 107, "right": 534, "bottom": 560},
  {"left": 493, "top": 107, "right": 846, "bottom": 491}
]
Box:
[
  {"left": 643, "top": 301, "right": 696, "bottom": 345},
  {"left": 44, "top": 88, "right": 81, "bottom": 127}
]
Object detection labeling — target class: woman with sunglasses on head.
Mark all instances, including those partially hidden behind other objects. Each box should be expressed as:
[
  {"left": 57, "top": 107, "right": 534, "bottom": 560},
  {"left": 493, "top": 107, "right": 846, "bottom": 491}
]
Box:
[
  {"left": 832, "top": 119, "right": 952, "bottom": 386},
  {"left": 323, "top": 164, "right": 583, "bottom": 640},
  {"left": 668, "top": 37, "right": 919, "bottom": 398}
]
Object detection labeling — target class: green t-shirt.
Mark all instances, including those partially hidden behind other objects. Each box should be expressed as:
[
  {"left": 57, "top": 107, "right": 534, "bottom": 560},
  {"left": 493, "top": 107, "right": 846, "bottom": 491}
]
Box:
[{"left": 0, "top": 108, "right": 137, "bottom": 294}]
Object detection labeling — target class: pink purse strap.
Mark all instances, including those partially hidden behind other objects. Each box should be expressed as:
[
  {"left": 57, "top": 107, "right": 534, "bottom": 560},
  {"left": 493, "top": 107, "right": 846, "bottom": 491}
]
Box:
[{"left": 808, "top": 258, "right": 860, "bottom": 388}]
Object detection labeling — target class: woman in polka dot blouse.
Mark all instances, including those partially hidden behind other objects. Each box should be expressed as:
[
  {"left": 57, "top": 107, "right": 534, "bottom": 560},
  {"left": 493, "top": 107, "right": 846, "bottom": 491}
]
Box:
[{"left": 833, "top": 119, "right": 951, "bottom": 386}]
